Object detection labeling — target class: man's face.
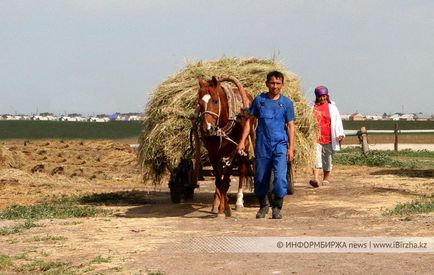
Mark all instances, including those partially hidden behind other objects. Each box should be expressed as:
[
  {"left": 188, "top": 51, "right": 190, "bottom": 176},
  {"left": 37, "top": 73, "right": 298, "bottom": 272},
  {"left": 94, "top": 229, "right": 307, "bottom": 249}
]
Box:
[{"left": 266, "top": 76, "right": 284, "bottom": 96}]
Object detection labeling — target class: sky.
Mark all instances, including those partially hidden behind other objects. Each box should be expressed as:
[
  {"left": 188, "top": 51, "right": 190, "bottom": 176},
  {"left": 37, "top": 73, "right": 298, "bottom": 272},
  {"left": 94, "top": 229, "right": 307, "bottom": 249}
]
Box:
[{"left": 1, "top": 0, "right": 433, "bottom": 116}]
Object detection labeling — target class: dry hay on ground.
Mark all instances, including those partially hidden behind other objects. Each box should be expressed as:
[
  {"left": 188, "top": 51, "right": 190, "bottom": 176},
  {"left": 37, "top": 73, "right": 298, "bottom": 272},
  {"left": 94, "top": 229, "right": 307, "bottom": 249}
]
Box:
[
  {"left": 138, "top": 57, "right": 317, "bottom": 183},
  {"left": 0, "top": 140, "right": 144, "bottom": 208},
  {"left": 0, "top": 140, "right": 140, "bottom": 183},
  {"left": 0, "top": 146, "right": 25, "bottom": 169}
]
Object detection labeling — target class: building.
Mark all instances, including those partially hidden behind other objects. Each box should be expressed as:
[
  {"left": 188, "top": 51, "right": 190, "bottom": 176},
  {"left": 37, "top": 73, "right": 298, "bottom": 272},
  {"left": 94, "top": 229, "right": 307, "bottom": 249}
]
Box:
[
  {"left": 340, "top": 114, "right": 351, "bottom": 120},
  {"left": 350, "top": 113, "right": 365, "bottom": 121}
]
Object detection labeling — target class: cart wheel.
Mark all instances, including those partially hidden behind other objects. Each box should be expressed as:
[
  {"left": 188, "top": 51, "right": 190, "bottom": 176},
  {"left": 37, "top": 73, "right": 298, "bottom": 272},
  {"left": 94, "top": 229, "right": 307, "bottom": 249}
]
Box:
[
  {"left": 169, "top": 180, "right": 181, "bottom": 203},
  {"left": 184, "top": 154, "right": 199, "bottom": 202},
  {"left": 287, "top": 161, "right": 295, "bottom": 195},
  {"left": 169, "top": 158, "right": 197, "bottom": 203},
  {"left": 184, "top": 185, "right": 195, "bottom": 201}
]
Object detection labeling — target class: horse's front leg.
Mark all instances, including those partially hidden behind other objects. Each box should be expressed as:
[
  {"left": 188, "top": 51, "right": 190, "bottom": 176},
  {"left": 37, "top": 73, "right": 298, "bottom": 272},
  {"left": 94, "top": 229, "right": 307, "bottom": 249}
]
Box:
[
  {"left": 211, "top": 186, "right": 221, "bottom": 214},
  {"left": 220, "top": 175, "right": 232, "bottom": 217},
  {"left": 235, "top": 162, "right": 248, "bottom": 211},
  {"left": 235, "top": 176, "right": 244, "bottom": 211},
  {"left": 210, "top": 161, "right": 222, "bottom": 214}
]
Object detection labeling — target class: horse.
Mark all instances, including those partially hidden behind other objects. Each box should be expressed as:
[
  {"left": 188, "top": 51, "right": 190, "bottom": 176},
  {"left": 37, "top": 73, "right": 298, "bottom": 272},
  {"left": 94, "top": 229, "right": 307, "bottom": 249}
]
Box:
[{"left": 193, "top": 75, "right": 255, "bottom": 217}]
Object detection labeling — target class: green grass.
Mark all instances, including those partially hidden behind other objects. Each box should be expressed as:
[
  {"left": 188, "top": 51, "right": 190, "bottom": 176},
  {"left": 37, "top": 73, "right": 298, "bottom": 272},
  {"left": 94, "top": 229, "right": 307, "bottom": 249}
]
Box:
[
  {"left": 335, "top": 148, "right": 434, "bottom": 169},
  {"left": 78, "top": 191, "right": 149, "bottom": 206},
  {"left": 335, "top": 148, "right": 402, "bottom": 167},
  {"left": 0, "top": 220, "right": 40, "bottom": 236},
  {"left": 27, "top": 235, "right": 67, "bottom": 242},
  {"left": 0, "top": 255, "right": 13, "bottom": 269},
  {"left": 90, "top": 255, "right": 112, "bottom": 264},
  {"left": 0, "top": 253, "right": 98, "bottom": 274},
  {"left": 385, "top": 148, "right": 434, "bottom": 157},
  {"left": 0, "top": 196, "right": 111, "bottom": 220},
  {"left": 1, "top": 120, "right": 431, "bottom": 140},
  {"left": 1, "top": 254, "right": 72, "bottom": 273},
  {"left": 385, "top": 195, "right": 434, "bottom": 215},
  {"left": 16, "top": 259, "right": 69, "bottom": 273},
  {"left": 0, "top": 120, "right": 142, "bottom": 140}
]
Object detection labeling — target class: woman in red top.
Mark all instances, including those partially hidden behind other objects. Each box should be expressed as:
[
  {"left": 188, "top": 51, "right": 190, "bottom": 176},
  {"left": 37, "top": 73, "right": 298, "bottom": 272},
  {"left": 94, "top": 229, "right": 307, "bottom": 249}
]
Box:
[{"left": 309, "top": 85, "right": 345, "bottom": 188}]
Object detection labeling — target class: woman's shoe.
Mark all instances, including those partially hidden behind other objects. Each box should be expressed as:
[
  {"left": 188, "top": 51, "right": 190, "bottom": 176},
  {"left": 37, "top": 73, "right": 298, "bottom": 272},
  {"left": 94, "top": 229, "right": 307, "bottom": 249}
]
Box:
[{"left": 309, "top": 180, "right": 319, "bottom": 188}]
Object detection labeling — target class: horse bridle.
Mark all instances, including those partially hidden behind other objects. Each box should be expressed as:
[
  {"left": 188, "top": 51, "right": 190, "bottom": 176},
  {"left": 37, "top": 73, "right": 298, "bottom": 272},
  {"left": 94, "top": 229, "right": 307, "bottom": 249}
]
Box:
[
  {"left": 202, "top": 93, "right": 221, "bottom": 128},
  {"left": 197, "top": 91, "right": 239, "bottom": 149}
]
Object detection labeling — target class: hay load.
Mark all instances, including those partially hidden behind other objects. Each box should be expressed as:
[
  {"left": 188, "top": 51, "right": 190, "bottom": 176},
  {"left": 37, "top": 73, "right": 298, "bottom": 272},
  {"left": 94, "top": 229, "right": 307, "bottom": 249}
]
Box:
[{"left": 138, "top": 57, "right": 317, "bottom": 183}]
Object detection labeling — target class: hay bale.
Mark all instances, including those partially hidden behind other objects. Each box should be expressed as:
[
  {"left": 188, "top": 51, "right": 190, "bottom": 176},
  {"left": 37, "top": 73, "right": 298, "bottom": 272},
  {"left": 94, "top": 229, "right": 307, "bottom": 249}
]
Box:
[{"left": 138, "top": 57, "right": 317, "bottom": 183}]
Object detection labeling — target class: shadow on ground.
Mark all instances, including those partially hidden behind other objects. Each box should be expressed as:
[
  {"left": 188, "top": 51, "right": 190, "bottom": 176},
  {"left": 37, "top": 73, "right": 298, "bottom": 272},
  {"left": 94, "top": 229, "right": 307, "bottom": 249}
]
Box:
[
  {"left": 370, "top": 169, "right": 433, "bottom": 178},
  {"left": 79, "top": 189, "right": 260, "bottom": 219},
  {"left": 122, "top": 191, "right": 260, "bottom": 219}
]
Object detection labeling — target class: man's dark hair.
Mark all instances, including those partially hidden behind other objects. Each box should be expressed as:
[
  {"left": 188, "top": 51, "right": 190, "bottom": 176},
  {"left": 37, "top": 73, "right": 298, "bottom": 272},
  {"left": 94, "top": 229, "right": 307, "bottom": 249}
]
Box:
[{"left": 266, "top": 71, "right": 284, "bottom": 83}]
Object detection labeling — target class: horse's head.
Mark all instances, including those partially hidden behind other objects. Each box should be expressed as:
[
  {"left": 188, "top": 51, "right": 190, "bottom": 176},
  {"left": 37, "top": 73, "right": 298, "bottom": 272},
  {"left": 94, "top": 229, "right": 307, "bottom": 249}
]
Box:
[{"left": 197, "top": 76, "right": 224, "bottom": 136}]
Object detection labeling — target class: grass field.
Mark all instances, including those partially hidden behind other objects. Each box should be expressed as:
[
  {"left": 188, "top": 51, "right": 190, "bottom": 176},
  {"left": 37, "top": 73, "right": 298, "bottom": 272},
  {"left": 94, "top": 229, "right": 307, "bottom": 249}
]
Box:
[
  {"left": 0, "top": 120, "right": 433, "bottom": 143},
  {"left": 335, "top": 148, "right": 434, "bottom": 170},
  {"left": 0, "top": 120, "right": 143, "bottom": 140}
]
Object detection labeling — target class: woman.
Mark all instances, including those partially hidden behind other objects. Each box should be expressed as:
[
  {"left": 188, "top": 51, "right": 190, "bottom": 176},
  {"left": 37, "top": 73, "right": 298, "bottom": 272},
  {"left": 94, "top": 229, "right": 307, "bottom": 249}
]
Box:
[{"left": 309, "top": 85, "right": 345, "bottom": 187}]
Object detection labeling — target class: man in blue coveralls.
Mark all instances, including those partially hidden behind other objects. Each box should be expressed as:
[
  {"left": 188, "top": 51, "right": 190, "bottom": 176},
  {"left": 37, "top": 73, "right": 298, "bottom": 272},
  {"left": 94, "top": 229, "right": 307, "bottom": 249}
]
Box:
[{"left": 236, "top": 71, "right": 295, "bottom": 219}]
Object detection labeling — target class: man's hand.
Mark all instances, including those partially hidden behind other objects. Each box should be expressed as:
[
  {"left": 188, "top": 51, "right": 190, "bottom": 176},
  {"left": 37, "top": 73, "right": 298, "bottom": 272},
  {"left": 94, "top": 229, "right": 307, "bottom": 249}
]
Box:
[
  {"left": 286, "top": 120, "right": 295, "bottom": 162},
  {"left": 236, "top": 142, "right": 246, "bottom": 156},
  {"left": 236, "top": 116, "right": 252, "bottom": 156},
  {"left": 338, "top": 135, "right": 345, "bottom": 145},
  {"left": 287, "top": 149, "right": 294, "bottom": 162}
]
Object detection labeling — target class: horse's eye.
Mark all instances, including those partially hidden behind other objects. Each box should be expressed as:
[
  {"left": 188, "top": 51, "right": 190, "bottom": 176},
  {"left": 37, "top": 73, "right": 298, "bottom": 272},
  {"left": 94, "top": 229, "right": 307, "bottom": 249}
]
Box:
[{"left": 213, "top": 100, "right": 218, "bottom": 104}]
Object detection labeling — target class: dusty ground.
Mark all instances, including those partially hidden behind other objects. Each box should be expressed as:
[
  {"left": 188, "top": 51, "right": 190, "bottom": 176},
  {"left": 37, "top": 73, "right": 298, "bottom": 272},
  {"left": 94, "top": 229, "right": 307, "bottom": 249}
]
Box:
[{"left": 0, "top": 140, "right": 433, "bottom": 274}]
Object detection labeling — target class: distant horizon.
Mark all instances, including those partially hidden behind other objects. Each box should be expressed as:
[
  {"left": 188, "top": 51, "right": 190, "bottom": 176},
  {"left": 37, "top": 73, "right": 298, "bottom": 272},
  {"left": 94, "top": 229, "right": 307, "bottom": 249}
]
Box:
[
  {"left": 3, "top": 102, "right": 432, "bottom": 117},
  {"left": 1, "top": 110, "right": 433, "bottom": 117},
  {"left": 1, "top": 111, "right": 144, "bottom": 117}
]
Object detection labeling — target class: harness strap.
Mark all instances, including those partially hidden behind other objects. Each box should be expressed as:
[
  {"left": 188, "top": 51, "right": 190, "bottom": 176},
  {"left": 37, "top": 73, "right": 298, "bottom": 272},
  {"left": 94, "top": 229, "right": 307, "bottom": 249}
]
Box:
[
  {"left": 219, "top": 120, "right": 237, "bottom": 136},
  {"left": 198, "top": 85, "right": 243, "bottom": 149},
  {"left": 221, "top": 83, "right": 243, "bottom": 121}
]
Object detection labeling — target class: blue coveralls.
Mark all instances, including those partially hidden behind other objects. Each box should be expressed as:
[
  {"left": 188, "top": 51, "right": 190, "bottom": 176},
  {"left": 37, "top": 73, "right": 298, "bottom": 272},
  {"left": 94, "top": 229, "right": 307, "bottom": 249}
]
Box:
[{"left": 249, "top": 93, "right": 295, "bottom": 199}]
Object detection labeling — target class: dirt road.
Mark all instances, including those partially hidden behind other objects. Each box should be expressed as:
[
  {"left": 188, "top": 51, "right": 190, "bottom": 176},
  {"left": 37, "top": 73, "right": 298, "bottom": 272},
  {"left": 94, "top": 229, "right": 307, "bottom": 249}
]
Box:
[{"left": 0, "top": 140, "right": 433, "bottom": 274}]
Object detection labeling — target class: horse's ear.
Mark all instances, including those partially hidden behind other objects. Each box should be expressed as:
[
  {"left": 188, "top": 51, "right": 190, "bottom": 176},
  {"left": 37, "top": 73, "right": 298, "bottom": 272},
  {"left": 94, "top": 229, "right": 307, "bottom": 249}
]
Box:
[
  {"left": 211, "top": 76, "right": 219, "bottom": 88},
  {"left": 198, "top": 77, "right": 207, "bottom": 87}
]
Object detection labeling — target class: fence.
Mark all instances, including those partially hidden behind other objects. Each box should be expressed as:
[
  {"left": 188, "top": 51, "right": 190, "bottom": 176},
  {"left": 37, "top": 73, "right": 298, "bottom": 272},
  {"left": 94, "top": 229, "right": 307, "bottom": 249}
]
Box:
[{"left": 344, "top": 125, "right": 434, "bottom": 154}]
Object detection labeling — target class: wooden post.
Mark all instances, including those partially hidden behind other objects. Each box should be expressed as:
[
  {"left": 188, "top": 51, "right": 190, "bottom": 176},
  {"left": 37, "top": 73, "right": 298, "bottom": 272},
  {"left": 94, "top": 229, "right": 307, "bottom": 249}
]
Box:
[
  {"left": 394, "top": 123, "right": 399, "bottom": 151},
  {"left": 360, "top": 126, "right": 369, "bottom": 155}
]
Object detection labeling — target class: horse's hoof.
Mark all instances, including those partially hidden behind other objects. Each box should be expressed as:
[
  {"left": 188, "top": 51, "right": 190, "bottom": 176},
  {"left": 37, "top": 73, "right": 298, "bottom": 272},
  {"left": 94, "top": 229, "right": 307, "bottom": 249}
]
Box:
[
  {"left": 225, "top": 208, "right": 232, "bottom": 217},
  {"left": 216, "top": 213, "right": 225, "bottom": 218},
  {"left": 211, "top": 205, "right": 219, "bottom": 214},
  {"left": 235, "top": 204, "right": 244, "bottom": 211}
]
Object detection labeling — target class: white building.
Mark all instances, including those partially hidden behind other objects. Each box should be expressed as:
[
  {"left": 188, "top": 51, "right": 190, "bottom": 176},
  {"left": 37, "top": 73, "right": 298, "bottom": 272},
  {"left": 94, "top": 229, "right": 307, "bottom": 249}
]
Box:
[
  {"left": 365, "top": 115, "right": 382, "bottom": 120},
  {"left": 88, "top": 117, "right": 110, "bottom": 122}
]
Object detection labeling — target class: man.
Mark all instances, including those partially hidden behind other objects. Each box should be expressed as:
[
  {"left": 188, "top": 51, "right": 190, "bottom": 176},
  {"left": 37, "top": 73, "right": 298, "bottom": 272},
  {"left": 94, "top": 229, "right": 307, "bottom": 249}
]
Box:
[{"left": 237, "top": 71, "right": 295, "bottom": 219}]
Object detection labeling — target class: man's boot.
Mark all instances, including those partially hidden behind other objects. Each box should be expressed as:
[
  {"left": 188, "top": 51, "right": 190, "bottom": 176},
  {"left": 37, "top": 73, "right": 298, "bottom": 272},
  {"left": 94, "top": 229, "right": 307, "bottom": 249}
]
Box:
[
  {"left": 272, "top": 196, "right": 283, "bottom": 219},
  {"left": 256, "top": 196, "right": 269, "bottom": 219}
]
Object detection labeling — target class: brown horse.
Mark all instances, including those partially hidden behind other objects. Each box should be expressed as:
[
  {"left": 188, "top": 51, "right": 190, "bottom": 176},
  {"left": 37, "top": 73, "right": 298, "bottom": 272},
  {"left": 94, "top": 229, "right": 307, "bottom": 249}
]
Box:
[{"left": 193, "top": 76, "right": 255, "bottom": 217}]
